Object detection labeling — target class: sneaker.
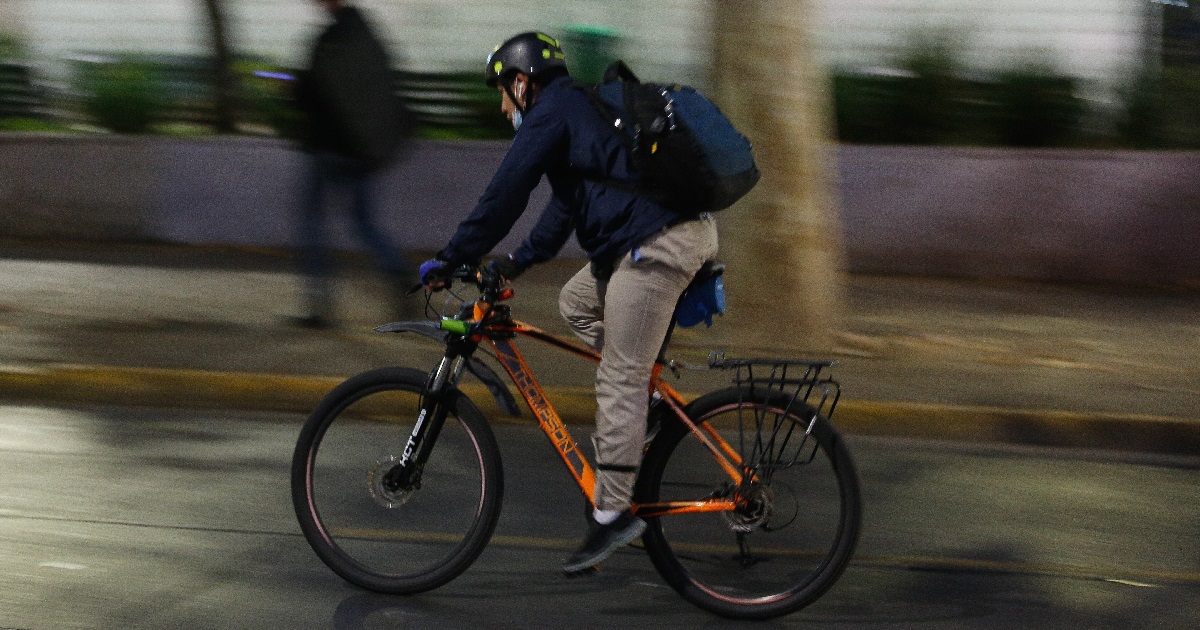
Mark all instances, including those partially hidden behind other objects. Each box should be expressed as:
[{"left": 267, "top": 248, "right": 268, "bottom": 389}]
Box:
[{"left": 562, "top": 511, "right": 647, "bottom": 575}]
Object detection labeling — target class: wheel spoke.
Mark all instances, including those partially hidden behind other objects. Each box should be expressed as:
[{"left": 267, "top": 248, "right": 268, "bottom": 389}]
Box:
[
  {"left": 636, "top": 387, "right": 861, "bottom": 619},
  {"left": 292, "top": 367, "right": 503, "bottom": 594}
]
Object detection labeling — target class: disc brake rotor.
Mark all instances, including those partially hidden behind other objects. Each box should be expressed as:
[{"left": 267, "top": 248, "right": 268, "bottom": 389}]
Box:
[
  {"left": 723, "top": 483, "right": 774, "bottom": 533},
  {"left": 367, "top": 455, "right": 415, "bottom": 508}
]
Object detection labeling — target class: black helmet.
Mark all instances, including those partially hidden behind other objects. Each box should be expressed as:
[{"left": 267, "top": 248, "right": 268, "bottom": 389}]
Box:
[{"left": 485, "top": 31, "right": 567, "bottom": 87}]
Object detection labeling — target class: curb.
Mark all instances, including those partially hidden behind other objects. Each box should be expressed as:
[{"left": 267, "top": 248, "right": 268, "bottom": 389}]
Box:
[
  {"left": 834, "top": 400, "right": 1200, "bottom": 456},
  {"left": 0, "top": 364, "right": 341, "bottom": 414},
  {"left": 1, "top": 364, "right": 1197, "bottom": 457}
]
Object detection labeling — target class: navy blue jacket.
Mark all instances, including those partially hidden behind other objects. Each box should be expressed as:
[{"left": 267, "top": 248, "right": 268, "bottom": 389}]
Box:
[{"left": 438, "top": 75, "right": 679, "bottom": 271}]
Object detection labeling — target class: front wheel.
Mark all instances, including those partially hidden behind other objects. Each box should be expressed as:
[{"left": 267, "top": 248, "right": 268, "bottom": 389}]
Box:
[
  {"left": 291, "top": 367, "right": 504, "bottom": 593},
  {"left": 635, "top": 386, "right": 862, "bottom": 619}
]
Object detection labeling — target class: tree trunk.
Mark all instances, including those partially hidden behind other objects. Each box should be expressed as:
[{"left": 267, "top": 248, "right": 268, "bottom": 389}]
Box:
[
  {"left": 709, "top": 0, "right": 844, "bottom": 355},
  {"left": 202, "top": 0, "right": 238, "bottom": 133}
]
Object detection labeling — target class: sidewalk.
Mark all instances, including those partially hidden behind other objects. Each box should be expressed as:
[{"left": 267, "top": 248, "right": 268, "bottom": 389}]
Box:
[{"left": 0, "top": 240, "right": 1196, "bottom": 457}]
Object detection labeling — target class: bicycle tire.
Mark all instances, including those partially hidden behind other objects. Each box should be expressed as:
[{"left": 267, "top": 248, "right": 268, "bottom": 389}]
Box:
[
  {"left": 291, "top": 366, "right": 504, "bottom": 594},
  {"left": 636, "top": 386, "right": 861, "bottom": 619}
]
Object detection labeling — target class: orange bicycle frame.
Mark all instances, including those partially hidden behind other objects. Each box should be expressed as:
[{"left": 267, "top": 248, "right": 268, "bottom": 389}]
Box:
[{"left": 479, "top": 319, "right": 747, "bottom": 518}]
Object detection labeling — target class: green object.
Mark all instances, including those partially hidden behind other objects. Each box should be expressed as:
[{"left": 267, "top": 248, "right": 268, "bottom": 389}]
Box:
[
  {"left": 993, "top": 65, "right": 1083, "bottom": 148},
  {"left": 77, "top": 59, "right": 167, "bottom": 133},
  {"left": 440, "top": 319, "right": 471, "bottom": 335},
  {"left": 0, "top": 32, "right": 25, "bottom": 59},
  {"left": 830, "top": 30, "right": 1087, "bottom": 148},
  {"left": 561, "top": 25, "right": 621, "bottom": 83}
]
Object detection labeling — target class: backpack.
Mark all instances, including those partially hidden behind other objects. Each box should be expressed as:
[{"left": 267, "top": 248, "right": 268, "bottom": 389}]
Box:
[
  {"left": 583, "top": 61, "right": 760, "bottom": 214},
  {"left": 305, "top": 7, "right": 416, "bottom": 172}
]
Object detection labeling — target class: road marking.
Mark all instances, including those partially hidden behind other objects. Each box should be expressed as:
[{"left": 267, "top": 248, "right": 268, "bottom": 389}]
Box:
[
  {"left": 1105, "top": 578, "right": 1161, "bottom": 588},
  {"left": 38, "top": 561, "right": 87, "bottom": 571},
  {"left": 328, "top": 527, "right": 1200, "bottom": 585}
]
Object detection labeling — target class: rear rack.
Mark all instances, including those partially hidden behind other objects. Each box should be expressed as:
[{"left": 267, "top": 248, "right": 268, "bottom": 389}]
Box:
[{"left": 708, "top": 357, "right": 841, "bottom": 472}]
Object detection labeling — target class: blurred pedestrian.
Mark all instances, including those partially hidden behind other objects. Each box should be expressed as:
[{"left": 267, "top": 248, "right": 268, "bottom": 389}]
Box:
[{"left": 293, "top": 0, "right": 416, "bottom": 329}]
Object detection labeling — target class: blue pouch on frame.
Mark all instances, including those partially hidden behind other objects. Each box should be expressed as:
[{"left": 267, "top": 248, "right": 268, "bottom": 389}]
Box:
[{"left": 676, "top": 274, "right": 725, "bottom": 328}]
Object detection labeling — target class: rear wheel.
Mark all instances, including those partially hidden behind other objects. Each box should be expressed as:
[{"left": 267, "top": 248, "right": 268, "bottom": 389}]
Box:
[
  {"left": 636, "top": 386, "right": 861, "bottom": 619},
  {"left": 291, "top": 367, "right": 503, "bottom": 593}
]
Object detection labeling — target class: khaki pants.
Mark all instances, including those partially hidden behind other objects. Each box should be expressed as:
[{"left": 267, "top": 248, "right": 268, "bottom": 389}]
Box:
[{"left": 558, "top": 215, "right": 719, "bottom": 511}]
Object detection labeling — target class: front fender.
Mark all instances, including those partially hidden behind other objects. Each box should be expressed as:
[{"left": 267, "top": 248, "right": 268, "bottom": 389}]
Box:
[
  {"left": 374, "top": 320, "right": 445, "bottom": 342},
  {"left": 374, "top": 320, "right": 521, "bottom": 417}
]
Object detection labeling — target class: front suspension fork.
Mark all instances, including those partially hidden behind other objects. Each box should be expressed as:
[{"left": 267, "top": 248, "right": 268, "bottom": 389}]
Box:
[{"left": 384, "top": 353, "right": 468, "bottom": 491}]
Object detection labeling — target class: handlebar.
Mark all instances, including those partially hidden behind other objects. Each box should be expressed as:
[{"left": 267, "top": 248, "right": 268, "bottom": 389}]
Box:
[
  {"left": 448, "top": 263, "right": 507, "bottom": 296},
  {"left": 409, "top": 262, "right": 507, "bottom": 296},
  {"left": 420, "top": 263, "right": 514, "bottom": 336}
]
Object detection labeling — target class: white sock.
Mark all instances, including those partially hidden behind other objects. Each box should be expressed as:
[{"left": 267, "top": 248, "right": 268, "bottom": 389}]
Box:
[{"left": 593, "top": 509, "right": 621, "bottom": 525}]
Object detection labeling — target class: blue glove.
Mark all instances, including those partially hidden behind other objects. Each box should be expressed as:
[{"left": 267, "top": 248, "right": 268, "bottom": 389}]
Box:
[{"left": 419, "top": 258, "right": 451, "bottom": 288}]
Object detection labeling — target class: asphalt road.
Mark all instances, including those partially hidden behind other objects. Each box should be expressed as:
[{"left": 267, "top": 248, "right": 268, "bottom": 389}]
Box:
[{"left": 0, "top": 404, "right": 1196, "bottom": 629}]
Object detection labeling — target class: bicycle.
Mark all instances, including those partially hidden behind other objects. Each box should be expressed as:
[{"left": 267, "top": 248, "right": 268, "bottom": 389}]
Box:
[{"left": 291, "top": 264, "right": 862, "bottom": 620}]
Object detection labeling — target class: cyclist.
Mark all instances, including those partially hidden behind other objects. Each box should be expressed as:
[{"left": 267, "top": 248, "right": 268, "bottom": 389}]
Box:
[{"left": 420, "top": 32, "right": 718, "bottom": 574}]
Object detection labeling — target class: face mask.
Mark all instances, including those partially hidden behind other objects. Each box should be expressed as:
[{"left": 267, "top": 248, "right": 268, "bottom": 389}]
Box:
[{"left": 510, "top": 82, "right": 526, "bottom": 131}]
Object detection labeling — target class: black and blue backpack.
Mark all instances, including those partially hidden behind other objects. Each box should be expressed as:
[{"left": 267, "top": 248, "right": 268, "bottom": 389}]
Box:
[{"left": 583, "top": 61, "right": 760, "bottom": 214}]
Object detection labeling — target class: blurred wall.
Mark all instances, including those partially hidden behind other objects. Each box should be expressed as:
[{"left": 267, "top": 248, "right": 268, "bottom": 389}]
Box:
[
  {"left": 815, "top": 0, "right": 1145, "bottom": 91},
  {"left": 15, "top": 0, "right": 714, "bottom": 86},
  {"left": 2, "top": 135, "right": 1197, "bottom": 287},
  {"left": 0, "top": 1, "right": 25, "bottom": 38},
  {"left": 837, "top": 146, "right": 1200, "bottom": 287},
  {"left": 0, "top": 135, "right": 572, "bottom": 257},
  {"left": 10, "top": 0, "right": 1146, "bottom": 96},
  {"left": 23, "top": 1, "right": 215, "bottom": 59}
]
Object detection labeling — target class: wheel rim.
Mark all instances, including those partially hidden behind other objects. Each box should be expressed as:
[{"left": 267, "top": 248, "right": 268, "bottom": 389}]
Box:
[
  {"left": 648, "top": 402, "right": 857, "bottom": 608},
  {"left": 302, "top": 384, "right": 492, "bottom": 584}
]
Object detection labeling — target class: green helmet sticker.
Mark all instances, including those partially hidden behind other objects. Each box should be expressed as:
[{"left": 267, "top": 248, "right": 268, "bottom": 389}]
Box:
[{"left": 493, "top": 61, "right": 503, "bottom": 74}]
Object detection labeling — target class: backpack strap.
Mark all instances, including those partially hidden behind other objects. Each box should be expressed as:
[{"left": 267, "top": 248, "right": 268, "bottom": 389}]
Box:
[
  {"left": 603, "top": 60, "right": 640, "bottom": 84},
  {"left": 568, "top": 81, "right": 638, "bottom": 194}
]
